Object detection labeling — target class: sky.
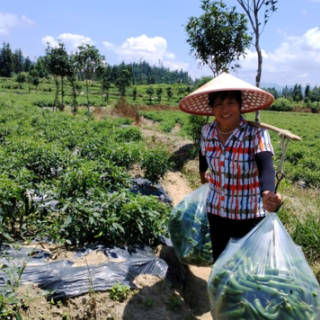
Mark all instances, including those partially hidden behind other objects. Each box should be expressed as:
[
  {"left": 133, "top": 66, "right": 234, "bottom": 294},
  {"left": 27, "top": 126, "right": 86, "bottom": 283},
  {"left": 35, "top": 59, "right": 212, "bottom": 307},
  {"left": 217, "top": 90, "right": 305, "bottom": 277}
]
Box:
[{"left": 1, "top": 0, "right": 320, "bottom": 88}]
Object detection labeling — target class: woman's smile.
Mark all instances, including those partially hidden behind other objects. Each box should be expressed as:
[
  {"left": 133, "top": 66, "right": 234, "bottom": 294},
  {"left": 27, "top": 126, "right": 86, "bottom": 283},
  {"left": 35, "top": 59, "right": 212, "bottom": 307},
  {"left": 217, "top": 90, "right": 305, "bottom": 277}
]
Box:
[{"left": 213, "top": 97, "right": 241, "bottom": 131}]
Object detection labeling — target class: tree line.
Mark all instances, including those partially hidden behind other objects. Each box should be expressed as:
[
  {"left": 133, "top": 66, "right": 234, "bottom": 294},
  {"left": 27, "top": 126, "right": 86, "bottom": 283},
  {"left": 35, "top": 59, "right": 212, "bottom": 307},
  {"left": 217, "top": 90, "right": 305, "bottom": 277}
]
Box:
[
  {"left": 0, "top": 41, "right": 195, "bottom": 113},
  {"left": 265, "top": 84, "right": 320, "bottom": 104},
  {"left": 2, "top": 39, "right": 320, "bottom": 107},
  {"left": 0, "top": 41, "right": 194, "bottom": 85}
]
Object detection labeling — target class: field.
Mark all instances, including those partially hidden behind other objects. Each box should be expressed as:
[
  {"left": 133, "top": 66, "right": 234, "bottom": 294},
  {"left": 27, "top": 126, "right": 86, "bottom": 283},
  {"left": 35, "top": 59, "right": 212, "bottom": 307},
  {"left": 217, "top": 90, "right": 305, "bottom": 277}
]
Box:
[{"left": 1, "top": 76, "right": 320, "bottom": 319}]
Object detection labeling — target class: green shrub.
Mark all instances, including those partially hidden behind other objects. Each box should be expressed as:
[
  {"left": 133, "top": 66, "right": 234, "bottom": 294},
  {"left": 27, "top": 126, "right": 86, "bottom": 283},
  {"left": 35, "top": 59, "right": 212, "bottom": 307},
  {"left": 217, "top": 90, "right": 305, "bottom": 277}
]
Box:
[
  {"left": 141, "top": 147, "right": 172, "bottom": 183},
  {"left": 270, "top": 98, "right": 294, "bottom": 111},
  {"left": 183, "top": 114, "right": 207, "bottom": 146}
]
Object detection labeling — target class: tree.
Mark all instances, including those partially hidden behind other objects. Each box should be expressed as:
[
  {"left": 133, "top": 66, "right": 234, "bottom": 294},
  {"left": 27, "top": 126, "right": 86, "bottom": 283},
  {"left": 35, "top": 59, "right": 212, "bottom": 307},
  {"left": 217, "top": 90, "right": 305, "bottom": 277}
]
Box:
[
  {"left": 309, "top": 86, "right": 320, "bottom": 102},
  {"left": 156, "top": 87, "right": 163, "bottom": 103},
  {"left": 146, "top": 86, "right": 154, "bottom": 105},
  {"left": 305, "top": 84, "right": 310, "bottom": 99},
  {"left": 45, "top": 42, "right": 73, "bottom": 110},
  {"left": 27, "top": 68, "right": 40, "bottom": 92},
  {"left": 132, "top": 87, "right": 138, "bottom": 101},
  {"left": 0, "top": 42, "right": 15, "bottom": 77},
  {"left": 114, "top": 69, "right": 131, "bottom": 97},
  {"left": 263, "top": 87, "right": 279, "bottom": 99},
  {"left": 236, "top": 0, "right": 278, "bottom": 121},
  {"left": 13, "top": 49, "right": 24, "bottom": 74},
  {"left": 166, "top": 87, "right": 173, "bottom": 102},
  {"left": 292, "top": 84, "right": 303, "bottom": 102},
  {"left": 35, "top": 56, "right": 49, "bottom": 78},
  {"left": 101, "top": 73, "right": 111, "bottom": 104},
  {"left": 24, "top": 57, "right": 32, "bottom": 72},
  {"left": 16, "top": 72, "right": 27, "bottom": 87},
  {"left": 185, "top": 0, "right": 251, "bottom": 76},
  {"left": 33, "top": 77, "right": 40, "bottom": 92},
  {"left": 195, "top": 76, "right": 214, "bottom": 88},
  {"left": 74, "top": 44, "right": 105, "bottom": 115},
  {"left": 178, "top": 87, "right": 186, "bottom": 98},
  {"left": 68, "top": 74, "right": 81, "bottom": 114}
]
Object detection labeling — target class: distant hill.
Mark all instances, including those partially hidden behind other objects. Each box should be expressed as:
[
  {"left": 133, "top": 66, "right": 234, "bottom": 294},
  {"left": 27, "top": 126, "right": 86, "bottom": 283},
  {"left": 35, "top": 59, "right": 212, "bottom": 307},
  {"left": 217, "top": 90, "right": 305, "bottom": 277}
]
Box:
[{"left": 260, "top": 82, "right": 293, "bottom": 92}]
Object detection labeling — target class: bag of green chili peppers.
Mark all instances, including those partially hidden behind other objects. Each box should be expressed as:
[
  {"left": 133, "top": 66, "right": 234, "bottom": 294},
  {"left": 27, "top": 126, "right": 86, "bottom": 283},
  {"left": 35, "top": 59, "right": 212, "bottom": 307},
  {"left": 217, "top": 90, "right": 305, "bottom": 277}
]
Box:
[
  {"left": 168, "top": 183, "right": 213, "bottom": 266},
  {"left": 208, "top": 213, "right": 320, "bottom": 320}
]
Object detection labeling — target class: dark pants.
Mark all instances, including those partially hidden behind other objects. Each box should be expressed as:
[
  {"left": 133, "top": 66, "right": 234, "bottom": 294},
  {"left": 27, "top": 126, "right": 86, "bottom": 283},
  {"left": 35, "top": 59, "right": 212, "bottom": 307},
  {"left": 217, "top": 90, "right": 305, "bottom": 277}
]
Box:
[{"left": 207, "top": 213, "right": 265, "bottom": 263}]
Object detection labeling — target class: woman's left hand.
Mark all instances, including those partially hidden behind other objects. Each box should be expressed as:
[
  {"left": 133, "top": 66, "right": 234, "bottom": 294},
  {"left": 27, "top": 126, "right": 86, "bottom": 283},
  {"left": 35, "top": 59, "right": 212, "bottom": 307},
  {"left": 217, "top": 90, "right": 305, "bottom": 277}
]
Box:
[{"left": 262, "top": 191, "right": 283, "bottom": 212}]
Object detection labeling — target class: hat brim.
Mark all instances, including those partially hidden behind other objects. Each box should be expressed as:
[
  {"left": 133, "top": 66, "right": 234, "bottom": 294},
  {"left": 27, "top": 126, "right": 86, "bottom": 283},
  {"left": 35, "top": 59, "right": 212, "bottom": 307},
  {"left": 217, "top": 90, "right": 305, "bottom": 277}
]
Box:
[{"left": 179, "top": 72, "right": 274, "bottom": 116}]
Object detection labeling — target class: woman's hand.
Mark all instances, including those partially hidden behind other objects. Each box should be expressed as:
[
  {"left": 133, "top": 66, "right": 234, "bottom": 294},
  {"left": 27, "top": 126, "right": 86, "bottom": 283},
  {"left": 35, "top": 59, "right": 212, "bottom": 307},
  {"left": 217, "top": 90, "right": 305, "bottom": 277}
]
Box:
[{"left": 262, "top": 191, "right": 283, "bottom": 212}]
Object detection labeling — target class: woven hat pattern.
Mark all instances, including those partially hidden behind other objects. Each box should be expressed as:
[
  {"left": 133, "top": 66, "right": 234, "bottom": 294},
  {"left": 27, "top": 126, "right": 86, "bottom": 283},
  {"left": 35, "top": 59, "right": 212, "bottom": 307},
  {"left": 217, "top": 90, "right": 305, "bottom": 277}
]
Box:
[{"left": 179, "top": 72, "right": 274, "bottom": 116}]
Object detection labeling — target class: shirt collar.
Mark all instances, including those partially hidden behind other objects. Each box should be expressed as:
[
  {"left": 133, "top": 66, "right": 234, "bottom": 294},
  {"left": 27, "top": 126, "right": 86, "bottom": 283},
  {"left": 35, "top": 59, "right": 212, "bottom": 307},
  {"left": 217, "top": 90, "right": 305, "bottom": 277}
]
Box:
[{"left": 212, "top": 115, "right": 247, "bottom": 142}]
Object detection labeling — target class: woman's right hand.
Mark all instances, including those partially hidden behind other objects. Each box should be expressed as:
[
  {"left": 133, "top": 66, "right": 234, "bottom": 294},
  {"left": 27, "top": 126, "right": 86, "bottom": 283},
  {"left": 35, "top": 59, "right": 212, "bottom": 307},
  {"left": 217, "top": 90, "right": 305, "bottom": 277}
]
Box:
[{"left": 262, "top": 191, "right": 283, "bottom": 212}]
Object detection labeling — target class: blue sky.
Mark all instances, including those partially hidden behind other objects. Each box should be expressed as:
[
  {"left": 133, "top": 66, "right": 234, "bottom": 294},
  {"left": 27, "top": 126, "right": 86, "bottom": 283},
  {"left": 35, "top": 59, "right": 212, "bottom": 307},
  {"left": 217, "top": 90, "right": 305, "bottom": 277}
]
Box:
[{"left": 1, "top": 0, "right": 320, "bottom": 88}]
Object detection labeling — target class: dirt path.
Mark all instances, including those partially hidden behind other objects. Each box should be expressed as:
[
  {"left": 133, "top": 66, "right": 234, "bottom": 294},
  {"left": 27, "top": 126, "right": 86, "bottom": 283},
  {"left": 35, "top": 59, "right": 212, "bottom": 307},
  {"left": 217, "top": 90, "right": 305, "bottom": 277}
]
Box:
[
  {"left": 140, "top": 120, "right": 213, "bottom": 320},
  {"left": 162, "top": 171, "right": 193, "bottom": 206}
]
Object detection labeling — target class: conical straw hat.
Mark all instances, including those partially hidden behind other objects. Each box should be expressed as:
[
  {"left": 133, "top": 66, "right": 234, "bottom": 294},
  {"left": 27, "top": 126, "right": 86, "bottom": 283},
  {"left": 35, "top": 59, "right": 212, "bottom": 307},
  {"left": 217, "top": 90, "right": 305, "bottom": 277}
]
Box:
[{"left": 179, "top": 72, "right": 274, "bottom": 116}]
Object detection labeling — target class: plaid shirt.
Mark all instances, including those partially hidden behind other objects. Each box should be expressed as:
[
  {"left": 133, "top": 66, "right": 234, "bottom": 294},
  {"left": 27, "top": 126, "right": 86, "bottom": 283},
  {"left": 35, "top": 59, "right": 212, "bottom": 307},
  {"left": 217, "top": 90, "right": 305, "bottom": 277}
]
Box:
[{"left": 200, "top": 117, "right": 274, "bottom": 219}]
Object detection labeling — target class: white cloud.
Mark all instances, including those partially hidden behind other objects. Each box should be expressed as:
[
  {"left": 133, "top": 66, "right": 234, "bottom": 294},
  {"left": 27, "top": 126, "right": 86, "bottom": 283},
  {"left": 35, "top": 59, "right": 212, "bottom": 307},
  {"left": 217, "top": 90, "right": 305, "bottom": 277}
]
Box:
[
  {"left": 41, "top": 33, "right": 94, "bottom": 53},
  {"left": 42, "top": 35, "right": 59, "bottom": 48},
  {"left": 121, "top": 35, "right": 167, "bottom": 54},
  {"left": 102, "top": 34, "right": 188, "bottom": 71},
  {"left": 0, "top": 12, "right": 33, "bottom": 35},
  {"left": 102, "top": 41, "right": 116, "bottom": 50},
  {"left": 100, "top": 29, "right": 320, "bottom": 86},
  {"left": 235, "top": 27, "right": 320, "bottom": 87},
  {"left": 21, "top": 15, "right": 35, "bottom": 26}
]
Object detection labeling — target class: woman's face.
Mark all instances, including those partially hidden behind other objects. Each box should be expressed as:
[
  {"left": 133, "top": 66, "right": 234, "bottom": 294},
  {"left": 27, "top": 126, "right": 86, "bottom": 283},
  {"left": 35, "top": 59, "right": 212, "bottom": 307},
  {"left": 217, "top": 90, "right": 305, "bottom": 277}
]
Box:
[{"left": 212, "top": 94, "right": 241, "bottom": 129}]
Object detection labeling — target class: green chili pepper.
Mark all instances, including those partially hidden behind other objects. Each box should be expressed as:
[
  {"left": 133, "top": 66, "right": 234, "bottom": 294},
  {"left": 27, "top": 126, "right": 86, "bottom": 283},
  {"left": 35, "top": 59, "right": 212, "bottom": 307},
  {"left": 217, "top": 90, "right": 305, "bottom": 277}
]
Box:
[
  {"left": 265, "top": 268, "right": 279, "bottom": 276},
  {"left": 242, "top": 298, "right": 266, "bottom": 320},
  {"left": 254, "top": 298, "right": 280, "bottom": 320},
  {"left": 268, "top": 280, "right": 305, "bottom": 293},
  {"left": 253, "top": 274, "right": 294, "bottom": 283},
  {"left": 278, "top": 306, "right": 296, "bottom": 320},
  {"left": 215, "top": 293, "right": 226, "bottom": 319},
  {"left": 224, "top": 286, "right": 243, "bottom": 295},
  {"left": 247, "top": 257, "right": 253, "bottom": 273},
  {"left": 237, "top": 263, "right": 247, "bottom": 280},
  {"left": 229, "top": 274, "right": 254, "bottom": 292},
  {"left": 292, "top": 305, "right": 307, "bottom": 319},
  {"left": 219, "top": 304, "right": 245, "bottom": 318},
  {"left": 239, "top": 278, "right": 279, "bottom": 296}
]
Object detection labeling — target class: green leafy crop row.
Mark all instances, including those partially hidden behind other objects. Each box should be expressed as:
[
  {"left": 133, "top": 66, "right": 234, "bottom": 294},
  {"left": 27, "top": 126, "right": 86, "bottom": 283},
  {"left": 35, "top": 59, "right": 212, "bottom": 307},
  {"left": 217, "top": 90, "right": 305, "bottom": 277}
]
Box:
[{"left": 0, "top": 102, "right": 172, "bottom": 247}]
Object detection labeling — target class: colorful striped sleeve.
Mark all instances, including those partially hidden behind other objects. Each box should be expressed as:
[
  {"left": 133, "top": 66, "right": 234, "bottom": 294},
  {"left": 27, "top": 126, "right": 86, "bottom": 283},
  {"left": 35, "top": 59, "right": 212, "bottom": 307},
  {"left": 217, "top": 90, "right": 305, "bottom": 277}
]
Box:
[{"left": 254, "top": 128, "right": 274, "bottom": 155}]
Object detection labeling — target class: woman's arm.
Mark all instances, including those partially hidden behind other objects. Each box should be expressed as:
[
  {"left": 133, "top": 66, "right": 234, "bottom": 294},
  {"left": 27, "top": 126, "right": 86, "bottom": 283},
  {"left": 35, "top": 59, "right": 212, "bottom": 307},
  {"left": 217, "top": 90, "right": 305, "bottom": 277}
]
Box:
[
  {"left": 255, "top": 151, "right": 275, "bottom": 193},
  {"left": 256, "top": 152, "right": 282, "bottom": 212}
]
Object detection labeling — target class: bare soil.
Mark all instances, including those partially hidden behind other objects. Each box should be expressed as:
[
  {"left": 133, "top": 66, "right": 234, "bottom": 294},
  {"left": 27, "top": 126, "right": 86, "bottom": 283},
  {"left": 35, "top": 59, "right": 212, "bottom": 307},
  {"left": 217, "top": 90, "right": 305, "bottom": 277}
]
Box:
[{"left": 17, "top": 117, "right": 213, "bottom": 320}]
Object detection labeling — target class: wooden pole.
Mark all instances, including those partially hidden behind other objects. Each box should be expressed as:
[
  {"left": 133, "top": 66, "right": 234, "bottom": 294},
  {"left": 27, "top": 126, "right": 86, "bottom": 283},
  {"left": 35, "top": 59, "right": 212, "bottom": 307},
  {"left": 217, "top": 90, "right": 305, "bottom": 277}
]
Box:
[{"left": 248, "top": 121, "right": 302, "bottom": 141}]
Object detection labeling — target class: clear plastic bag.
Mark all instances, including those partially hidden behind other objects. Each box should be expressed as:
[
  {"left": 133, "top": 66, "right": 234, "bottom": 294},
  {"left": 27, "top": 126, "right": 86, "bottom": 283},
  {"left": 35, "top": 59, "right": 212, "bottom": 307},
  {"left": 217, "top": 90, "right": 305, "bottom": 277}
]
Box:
[
  {"left": 168, "top": 183, "right": 213, "bottom": 266},
  {"left": 207, "top": 212, "right": 320, "bottom": 320}
]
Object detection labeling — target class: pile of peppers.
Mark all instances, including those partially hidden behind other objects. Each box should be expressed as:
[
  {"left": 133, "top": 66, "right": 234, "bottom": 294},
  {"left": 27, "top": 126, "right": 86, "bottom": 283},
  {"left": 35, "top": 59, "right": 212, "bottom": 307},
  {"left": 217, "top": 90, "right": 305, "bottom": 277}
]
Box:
[
  {"left": 208, "top": 255, "right": 320, "bottom": 320},
  {"left": 168, "top": 201, "right": 213, "bottom": 266}
]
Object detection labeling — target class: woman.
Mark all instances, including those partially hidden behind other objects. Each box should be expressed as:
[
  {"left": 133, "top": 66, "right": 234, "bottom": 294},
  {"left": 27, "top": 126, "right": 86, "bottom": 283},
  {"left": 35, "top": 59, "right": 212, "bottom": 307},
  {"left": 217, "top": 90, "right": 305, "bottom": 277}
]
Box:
[{"left": 179, "top": 72, "right": 282, "bottom": 262}]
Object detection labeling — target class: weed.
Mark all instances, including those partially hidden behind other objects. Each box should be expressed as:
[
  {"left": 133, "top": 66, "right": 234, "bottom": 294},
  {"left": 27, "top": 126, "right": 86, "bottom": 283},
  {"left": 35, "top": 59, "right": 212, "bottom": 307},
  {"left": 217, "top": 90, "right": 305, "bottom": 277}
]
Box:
[
  {"left": 109, "top": 282, "right": 130, "bottom": 302},
  {"left": 144, "top": 296, "right": 154, "bottom": 308},
  {"left": 62, "top": 311, "right": 71, "bottom": 320},
  {"left": 0, "top": 245, "right": 29, "bottom": 319},
  {"left": 166, "top": 294, "right": 183, "bottom": 311}
]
